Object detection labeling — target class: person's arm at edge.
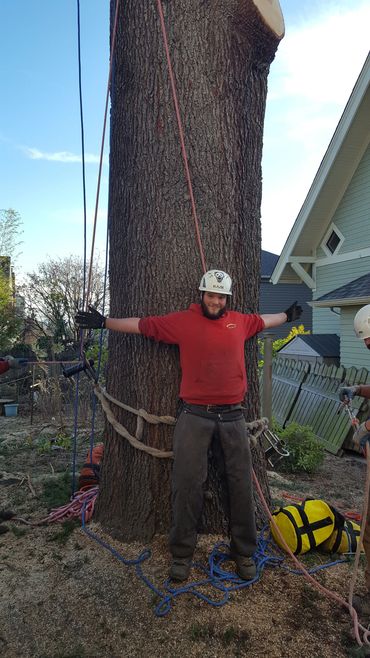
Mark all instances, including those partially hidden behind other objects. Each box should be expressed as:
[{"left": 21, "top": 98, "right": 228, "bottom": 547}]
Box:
[
  {"left": 356, "top": 385, "right": 370, "bottom": 400},
  {"left": 105, "top": 317, "right": 141, "bottom": 334}
]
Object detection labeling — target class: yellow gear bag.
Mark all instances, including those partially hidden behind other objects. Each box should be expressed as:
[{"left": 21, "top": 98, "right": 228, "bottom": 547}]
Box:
[
  {"left": 321, "top": 518, "right": 363, "bottom": 554},
  {"left": 270, "top": 499, "right": 335, "bottom": 555}
]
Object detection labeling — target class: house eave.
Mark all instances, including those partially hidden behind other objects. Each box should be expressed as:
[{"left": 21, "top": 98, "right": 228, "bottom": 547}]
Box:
[{"left": 309, "top": 296, "right": 370, "bottom": 308}]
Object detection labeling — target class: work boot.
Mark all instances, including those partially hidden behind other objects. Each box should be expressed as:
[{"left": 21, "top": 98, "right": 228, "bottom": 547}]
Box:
[
  {"left": 234, "top": 555, "right": 257, "bottom": 581},
  {"left": 169, "top": 557, "right": 192, "bottom": 582},
  {"left": 352, "top": 593, "right": 370, "bottom": 617}
]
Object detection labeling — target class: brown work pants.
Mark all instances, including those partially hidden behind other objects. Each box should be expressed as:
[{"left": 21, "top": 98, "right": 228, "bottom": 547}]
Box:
[{"left": 169, "top": 407, "right": 257, "bottom": 559}]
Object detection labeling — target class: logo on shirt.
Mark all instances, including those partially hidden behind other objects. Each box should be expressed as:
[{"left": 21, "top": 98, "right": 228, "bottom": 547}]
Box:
[{"left": 226, "top": 323, "right": 237, "bottom": 329}]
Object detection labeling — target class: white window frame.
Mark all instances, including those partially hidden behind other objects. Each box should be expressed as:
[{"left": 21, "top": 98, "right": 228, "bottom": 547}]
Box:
[{"left": 321, "top": 222, "right": 345, "bottom": 257}]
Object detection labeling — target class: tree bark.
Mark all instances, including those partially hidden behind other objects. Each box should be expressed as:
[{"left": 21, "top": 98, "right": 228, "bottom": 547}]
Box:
[{"left": 96, "top": 0, "right": 284, "bottom": 541}]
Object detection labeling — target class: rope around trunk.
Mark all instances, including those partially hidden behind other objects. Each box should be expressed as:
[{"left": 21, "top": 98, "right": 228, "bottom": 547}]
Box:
[{"left": 94, "top": 385, "right": 268, "bottom": 459}]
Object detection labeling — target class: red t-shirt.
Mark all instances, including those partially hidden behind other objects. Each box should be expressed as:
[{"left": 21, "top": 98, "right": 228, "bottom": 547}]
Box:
[
  {"left": 139, "top": 304, "right": 265, "bottom": 405},
  {"left": 0, "top": 361, "right": 9, "bottom": 376}
]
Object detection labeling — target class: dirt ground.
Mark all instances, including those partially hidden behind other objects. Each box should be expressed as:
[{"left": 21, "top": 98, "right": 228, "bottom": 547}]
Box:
[{"left": 1, "top": 414, "right": 370, "bottom": 658}]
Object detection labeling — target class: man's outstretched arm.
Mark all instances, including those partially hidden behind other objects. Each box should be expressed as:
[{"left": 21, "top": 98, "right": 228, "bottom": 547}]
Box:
[
  {"left": 75, "top": 306, "right": 141, "bottom": 334},
  {"left": 261, "top": 301, "right": 303, "bottom": 329}
]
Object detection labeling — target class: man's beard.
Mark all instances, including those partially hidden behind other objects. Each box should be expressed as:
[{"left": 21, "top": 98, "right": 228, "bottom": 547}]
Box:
[{"left": 201, "top": 300, "right": 227, "bottom": 320}]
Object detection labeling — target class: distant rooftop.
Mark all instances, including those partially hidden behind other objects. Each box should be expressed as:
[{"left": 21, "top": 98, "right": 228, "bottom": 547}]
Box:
[
  {"left": 316, "top": 272, "right": 370, "bottom": 302},
  {"left": 261, "top": 250, "right": 279, "bottom": 278},
  {"left": 278, "top": 334, "right": 340, "bottom": 357}
]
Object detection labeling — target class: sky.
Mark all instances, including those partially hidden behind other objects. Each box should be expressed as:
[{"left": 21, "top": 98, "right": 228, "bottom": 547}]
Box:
[{"left": 1, "top": 0, "right": 369, "bottom": 279}]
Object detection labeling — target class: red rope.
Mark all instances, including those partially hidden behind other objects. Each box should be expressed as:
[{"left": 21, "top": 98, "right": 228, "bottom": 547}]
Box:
[{"left": 156, "top": 0, "right": 207, "bottom": 274}]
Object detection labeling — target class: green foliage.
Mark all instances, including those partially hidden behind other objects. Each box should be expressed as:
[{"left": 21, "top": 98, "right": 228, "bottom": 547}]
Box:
[
  {"left": 258, "top": 324, "right": 310, "bottom": 368},
  {"left": 10, "top": 526, "right": 28, "bottom": 538},
  {"left": 189, "top": 623, "right": 215, "bottom": 641},
  {"left": 0, "top": 270, "right": 22, "bottom": 350},
  {"left": 85, "top": 342, "right": 108, "bottom": 380},
  {"left": 277, "top": 422, "right": 325, "bottom": 474},
  {"left": 41, "top": 472, "right": 72, "bottom": 509},
  {"left": 222, "top": 627, "right": 237, "bottom": 645},
  {"left": 48, "top": 519, "right": 79, "bottom": 545},
  {"left": 36, "top": 433, "right": 72, "bottom": 454}
]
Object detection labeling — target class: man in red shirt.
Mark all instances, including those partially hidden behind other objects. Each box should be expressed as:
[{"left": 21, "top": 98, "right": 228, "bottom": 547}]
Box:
[
  {"left": 0, "top": 360, "right": 10, "bottom": 376},
  {"left": 76, "top": 269, "right": 302, "bottom": 581},
  {"left": 0, "top": 356, "right": 27, "bottom": 375}
]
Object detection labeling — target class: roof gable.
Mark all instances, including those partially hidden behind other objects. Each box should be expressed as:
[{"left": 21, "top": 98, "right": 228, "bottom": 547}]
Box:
[
  {"left": 271, "top": 52, "right": 370, "bottom": 285},
  {"left": 278, "top": 334, "right": 340, "bottom": 357}
]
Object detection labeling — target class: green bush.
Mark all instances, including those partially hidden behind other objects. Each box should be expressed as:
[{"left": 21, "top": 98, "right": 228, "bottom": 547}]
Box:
[
  {"left": 277, "top": 422, "right": 325, "bottom": 474},
  {"left": 41, "top": 472, "right": 72, "bottom": 509}
]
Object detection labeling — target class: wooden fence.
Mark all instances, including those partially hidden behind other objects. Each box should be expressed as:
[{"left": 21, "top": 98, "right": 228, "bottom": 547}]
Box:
[
  {"left": 270, "top": 358, "right": 310, "bottom": 427},
  {"left": 267, "top": 358, "right": 370, "bottom": 455}
]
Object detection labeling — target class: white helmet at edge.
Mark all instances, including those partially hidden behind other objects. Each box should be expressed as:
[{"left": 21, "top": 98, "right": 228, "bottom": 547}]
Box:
[
  {"left": 354, "top": 304, "right": 370, "bottom": 340},
  {"left": 199, "top": 270, "right": 232, "bottom": 296}
]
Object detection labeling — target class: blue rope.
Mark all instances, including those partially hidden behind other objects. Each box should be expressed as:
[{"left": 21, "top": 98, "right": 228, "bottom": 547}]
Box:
[
  {"left": 87, "top": 218, "right": 110, "bottom": 463},
  {"left": 71, "top": 0, "right": 88, "bottom": 497},
  {"left": 73, "top": 0, "right": 111, "bottom": 481},
  {"left": 71, "top": 372, "right": 81, "bottom": 496},
  {"left": 81, "top": 511, "right": 346, "bottom": 618}
]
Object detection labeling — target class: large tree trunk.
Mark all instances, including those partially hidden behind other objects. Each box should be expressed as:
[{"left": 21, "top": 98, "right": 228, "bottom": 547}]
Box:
[{"left": 96, "top": 0, "right": 284, "bottom": 540}]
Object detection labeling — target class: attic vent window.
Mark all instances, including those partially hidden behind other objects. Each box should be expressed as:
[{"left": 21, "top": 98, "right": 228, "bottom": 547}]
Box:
[
  {"left": 321, "top": 223, "right": 344, "bottom": 257},
  {"left": 326, "top": 230, "right": 340, "bottom": 254}
]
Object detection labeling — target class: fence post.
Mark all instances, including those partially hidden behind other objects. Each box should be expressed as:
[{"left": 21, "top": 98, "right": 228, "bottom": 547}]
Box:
[
  {"left": 262, "top": 333, "right": 274, "bottom": 425},
  {"left": 30, "top": 364, "right": 35, "bottom": 426}
]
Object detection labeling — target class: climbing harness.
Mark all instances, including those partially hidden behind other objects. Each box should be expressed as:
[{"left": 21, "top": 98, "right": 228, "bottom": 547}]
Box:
[{"left": 259, "top": 427, "right": 289, "bottom": 468}]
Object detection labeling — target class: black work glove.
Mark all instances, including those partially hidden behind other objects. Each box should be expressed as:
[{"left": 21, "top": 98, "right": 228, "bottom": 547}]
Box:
[
  {"left": 75, "top": 305, "right": 106, "bottom": 329},
  {"left": 339, "top": 386, "right": 359, "bottom": 403},
  {"left": 284, "top": 301, "right": 303, "bottom": 323}
]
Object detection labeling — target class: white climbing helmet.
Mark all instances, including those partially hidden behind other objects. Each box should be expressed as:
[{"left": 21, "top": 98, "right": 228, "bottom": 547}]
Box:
[
  {"left": 199, "top": 270, "right": 232, "bottom": 296},
  {"left": 354, "top": 304, "right": 370, "bottom": 340}
]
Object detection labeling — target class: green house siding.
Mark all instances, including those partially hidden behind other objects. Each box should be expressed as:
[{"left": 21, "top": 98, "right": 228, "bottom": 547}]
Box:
[
  {"left": 334, "top": 145, "right": 370, "bottom": 253},
  {"left": 313, "top": 307, "right": 340, "bottom": 335},
  {"left": 340, "top": 306, "right": 370, "bottom": 369},
  {"left": 316, "top": 144, "right": 370, "bottom": 259},
  {"left": 313, "top": 256, "right": 370, "bottom": 335}
]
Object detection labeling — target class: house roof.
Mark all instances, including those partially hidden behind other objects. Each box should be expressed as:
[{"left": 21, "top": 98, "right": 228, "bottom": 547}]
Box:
[
  {"left": 261, "top": 250, "right": 279, "bottom": 278},
  {"left": 311, "top": 272, "right": 370, "bottom": 308},
  {"left": 271, "top": 52, "right": 370, "bottom": 286},
  {"left": 278, "top": 334, "right": 340, "bottom": 357}
]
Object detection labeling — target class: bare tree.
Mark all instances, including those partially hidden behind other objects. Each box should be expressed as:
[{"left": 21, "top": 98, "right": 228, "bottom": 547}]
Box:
[
  {"left": 23, "top": 255, "right": 107, "bottom": 349},
  {"left": 0, "top": 209, "right": 23, "bottom": 262},
  {"left": 96, "top": 0, "right": 284, "bottom": 541}
]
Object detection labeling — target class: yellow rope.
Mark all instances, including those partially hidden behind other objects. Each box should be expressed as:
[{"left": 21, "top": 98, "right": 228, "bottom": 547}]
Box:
[{"left": 94, "top": 385, "right": 174, "bottom": 459}]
